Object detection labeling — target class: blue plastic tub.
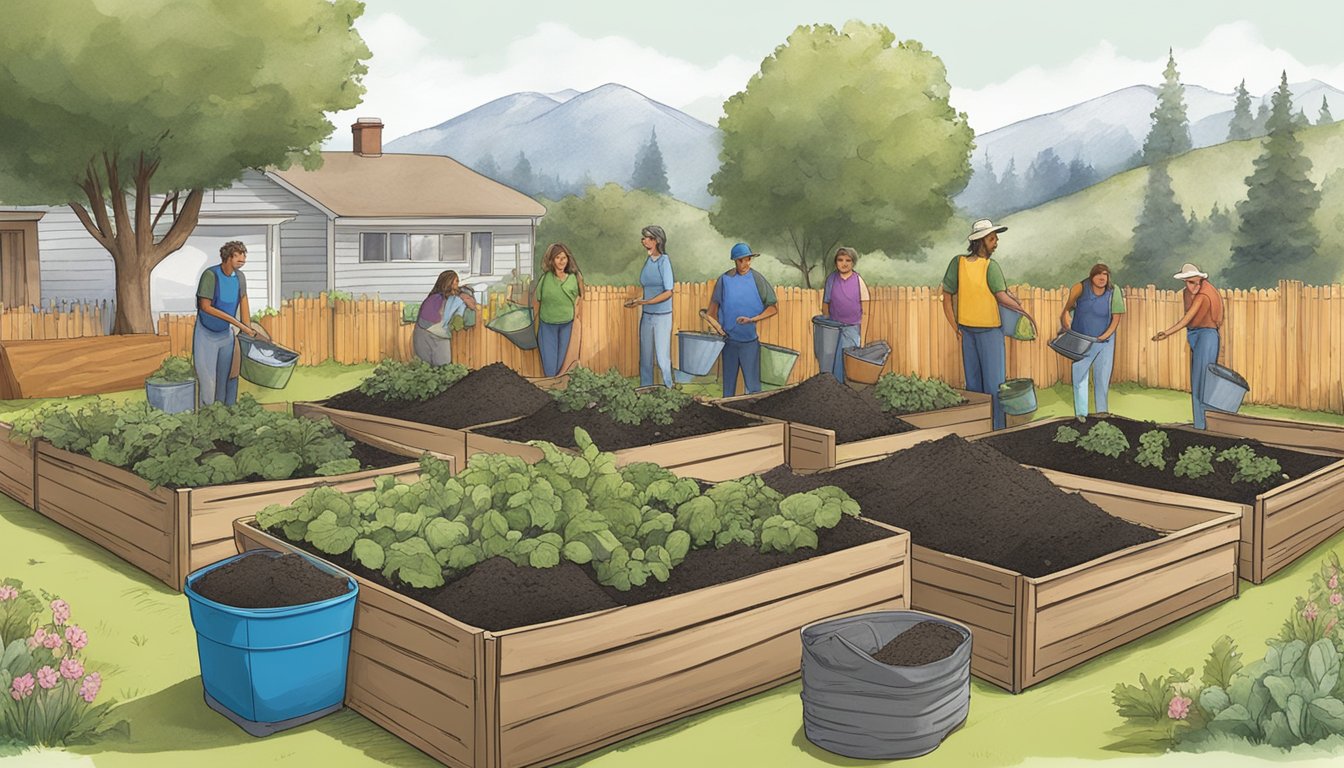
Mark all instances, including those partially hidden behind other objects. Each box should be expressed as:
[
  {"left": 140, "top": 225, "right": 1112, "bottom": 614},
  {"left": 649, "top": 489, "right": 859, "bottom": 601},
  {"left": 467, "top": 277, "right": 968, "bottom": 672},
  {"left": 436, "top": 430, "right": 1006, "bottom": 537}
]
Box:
[
  {"left": 145, "top": 379, "right": 195, "bottom": 413},
  {"left": 184, "top": 550, "right": 358, "bottom": 737},
  {"left": 678, "top": 331, "right": 726, "bottom": 376},
  {"left": 813, "top": 315, "right": 848, "bottom": 374},
  {"left": 1202, "top": 363, "right": 1249, "bottom": 414}
]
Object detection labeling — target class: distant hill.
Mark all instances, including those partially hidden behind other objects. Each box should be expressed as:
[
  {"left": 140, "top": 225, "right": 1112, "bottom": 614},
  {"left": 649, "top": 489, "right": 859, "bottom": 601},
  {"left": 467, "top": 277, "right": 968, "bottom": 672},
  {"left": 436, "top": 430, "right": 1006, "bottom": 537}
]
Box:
[{"left": 387, "top": 84, "right": 721, "bottom": 207}]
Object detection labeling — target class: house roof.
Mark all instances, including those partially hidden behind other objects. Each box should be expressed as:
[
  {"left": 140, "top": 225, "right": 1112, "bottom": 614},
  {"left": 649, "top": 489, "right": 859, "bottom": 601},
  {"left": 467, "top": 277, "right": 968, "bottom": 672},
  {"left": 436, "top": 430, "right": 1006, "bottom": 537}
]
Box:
[{"left": 268, "top": 152, "right": 546, "bottom": 218}]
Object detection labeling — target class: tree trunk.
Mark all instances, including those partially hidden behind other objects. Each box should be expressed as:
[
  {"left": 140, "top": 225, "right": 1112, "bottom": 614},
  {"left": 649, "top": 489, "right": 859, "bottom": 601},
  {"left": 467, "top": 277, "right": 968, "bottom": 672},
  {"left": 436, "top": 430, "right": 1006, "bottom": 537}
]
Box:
[{"left": 111, "top": 256, "right": 156, "bottom": 334}]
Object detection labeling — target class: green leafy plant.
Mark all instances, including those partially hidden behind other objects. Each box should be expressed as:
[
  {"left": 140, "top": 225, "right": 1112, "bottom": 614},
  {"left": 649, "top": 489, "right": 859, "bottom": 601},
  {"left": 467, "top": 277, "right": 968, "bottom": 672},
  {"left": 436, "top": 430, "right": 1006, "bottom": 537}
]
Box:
[
  {"left": 1134, "top": 429, "right": 1170, "bottom": 470},
  {"left": 146, "top": 355, "right": 194, "bottom": 384},
  {"left": 872, "top": 373, "right": 964, "bottom": 415},
  {"left": 1174, "top": 446, "right": 1216, "bottom": 479},
  {"left": 249, "top": 306, "right": 279, "bottom": 323},
  {"left": 553, "top": 367, "right": 692, "bottom": 426},
  {"left": 1077, "top": 421, "right": 1130, "bottom": 458},
  {"left": 1217, "top": 445, "right": 1284, "bottom": 485},
  {"left": 357, "top": 359, "right": 469, "bottom": 402},
  {"left": 1054, "top": 425, "right": 1080, "bottom": 444}
]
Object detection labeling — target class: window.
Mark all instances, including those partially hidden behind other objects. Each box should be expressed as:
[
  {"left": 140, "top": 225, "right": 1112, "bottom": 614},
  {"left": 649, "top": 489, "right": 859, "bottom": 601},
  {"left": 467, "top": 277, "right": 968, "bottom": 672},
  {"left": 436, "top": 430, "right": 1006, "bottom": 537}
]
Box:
[
  {"left": 470, "top": 232, "right": 493, "bottom": 275},
  {"left": 360, "top": 232, "right": 387, "bottom": 262},
  {"left": 440, "top": 234, "right": 466, "bottom": 263},
  {"left": 410, "top": 234, "right": 439, "bottom": 262},
  {"left": 389, "top": 233, "right": 410, "bottom": 261}
]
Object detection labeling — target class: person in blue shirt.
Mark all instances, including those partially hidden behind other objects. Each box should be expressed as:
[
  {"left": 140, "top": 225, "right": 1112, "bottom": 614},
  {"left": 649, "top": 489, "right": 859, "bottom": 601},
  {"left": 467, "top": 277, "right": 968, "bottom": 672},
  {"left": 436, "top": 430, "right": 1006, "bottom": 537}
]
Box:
[
  {"left": 707, "top": 242, "right": 778, "bottom": 398},
  {"left": 194, "top": 240, "right": 257, "bottom": 406},
  {"left": 625, "top": 225, "right": 675, "bottom": 388}
]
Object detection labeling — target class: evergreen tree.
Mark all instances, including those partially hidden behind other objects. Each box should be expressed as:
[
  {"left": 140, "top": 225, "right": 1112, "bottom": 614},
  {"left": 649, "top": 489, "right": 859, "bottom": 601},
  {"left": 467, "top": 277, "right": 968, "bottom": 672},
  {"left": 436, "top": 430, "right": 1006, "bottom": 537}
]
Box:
[
  {"left": 1127, "top": 161, "right": 1191, "bottom": 286},
  {"left": 1061, "top": 157, "right": 1100, "bottom": 197},
  {"left": 1253, "top": 103, "right": 1271, "bottom": 136},
  {"left": 1225, "top": 73, "right": 1327, "bottom": 288},
  {"left": 476, "top": 153, "right": 502, "bottom": 182},
  {"left": 1142, "top": 50, "right": 1193, "bottom": 163},
  {"left": 630, "top": 128, "right": 671, "bottom": 195},
  {"left": 1024, "top": 147, "right": 1069, "bottom": 207},
  {"left": 1293, "top": 108, "right": 1311, "bottom": 128},
  {"left": 1207, "top": 203, "right": 1233, "bottom": 233},
  {"left": 1319, "top": 96, "right": 1335, "bottom": 125},
  {"left": 508, "top": 151, "right": 535, "bottom": 194},
  {"left": 1227, "top": 79, "right": 1256, "bottom": 140},
  {"left": 997, "top": 158, "right": 1022, "bottom": 211}
]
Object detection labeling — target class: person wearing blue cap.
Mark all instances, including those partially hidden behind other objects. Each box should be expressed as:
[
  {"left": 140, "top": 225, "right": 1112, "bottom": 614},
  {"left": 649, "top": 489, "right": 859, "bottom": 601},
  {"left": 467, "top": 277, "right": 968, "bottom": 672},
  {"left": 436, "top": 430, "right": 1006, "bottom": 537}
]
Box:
[{"left": 707, "top": 243, "right": 778, "bottom": 397}]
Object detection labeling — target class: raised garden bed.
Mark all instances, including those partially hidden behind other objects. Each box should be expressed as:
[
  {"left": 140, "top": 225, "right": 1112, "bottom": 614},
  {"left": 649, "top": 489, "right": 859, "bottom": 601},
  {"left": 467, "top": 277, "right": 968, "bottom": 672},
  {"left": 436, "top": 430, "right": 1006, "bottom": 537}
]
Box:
[
  {"left": 232, "top": 495, "right": 910, "bottom": 767},
  {"left": 762, "top": 434, "right": 1241, "bottom": 693},
  {"left": 720, "top": 373, "right": 993, "bottom": 472},
  {"left": 24, "top": 402, "right": 454, "bottom": 591},
  {"left": 980, "top": 415, "right": 1344, "bottom": 584},
  {"left": 0, "top": 420, "right": 36, "bottom": 507},
  {"left": 296, "top": 363, "right": 556, "bottom": 468}
]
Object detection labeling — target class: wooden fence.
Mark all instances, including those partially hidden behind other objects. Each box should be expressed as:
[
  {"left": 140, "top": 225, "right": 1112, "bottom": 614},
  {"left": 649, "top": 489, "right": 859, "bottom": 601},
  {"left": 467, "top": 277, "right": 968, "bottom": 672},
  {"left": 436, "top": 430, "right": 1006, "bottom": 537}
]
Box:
[
  {"left": 6, "top": 282, "right": 1343, "bottom": 414},
  {"left": 0, "top": 300, "right": 112, "bottom": 340}
]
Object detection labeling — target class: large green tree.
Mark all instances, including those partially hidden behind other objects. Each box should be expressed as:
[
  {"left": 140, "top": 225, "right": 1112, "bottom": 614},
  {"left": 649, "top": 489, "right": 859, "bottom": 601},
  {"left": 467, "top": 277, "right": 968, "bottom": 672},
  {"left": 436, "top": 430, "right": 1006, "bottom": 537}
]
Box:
[
  {"left": 1126, "top": 161, "right": 1191, "bottom": 286},
  {"left": 709, "top": 21, "right": 973, "bottom": 287},
  {"left": 1227, "top": 79, "right": 1256, "bottom": 140},
  {"left": 1142, "top": 51, "right": 1192, "bottom": 163},
  {"left": 0, "top": 0, "right": 369, "bottom": 333},
  {"left": 1224, "top": 73, "right": 1327, "bottom": 288}
]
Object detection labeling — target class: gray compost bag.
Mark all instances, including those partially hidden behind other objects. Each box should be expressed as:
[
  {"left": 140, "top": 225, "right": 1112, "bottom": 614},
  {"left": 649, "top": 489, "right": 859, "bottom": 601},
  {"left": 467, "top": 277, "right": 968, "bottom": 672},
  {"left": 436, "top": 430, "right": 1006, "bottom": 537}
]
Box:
[{"left": 800, "top": 610, "right": 972, "bottom": 759}]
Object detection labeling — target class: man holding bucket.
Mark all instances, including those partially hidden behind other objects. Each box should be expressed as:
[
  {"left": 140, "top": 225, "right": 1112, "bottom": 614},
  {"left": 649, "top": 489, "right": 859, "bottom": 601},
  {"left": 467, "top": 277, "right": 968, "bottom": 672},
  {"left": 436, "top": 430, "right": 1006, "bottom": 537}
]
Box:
[
  {"left": 940, "top": 219, "right": 1036, "bottom": 430},
  {"left": 1152, "top": 263, "right": 1223, "bottom": 429},
  {"left": 708, "top": 243, "right": 778, "bottom": 397},
  {"left": 1059, "top": 263, "right": 1125, "bottom": 421}
]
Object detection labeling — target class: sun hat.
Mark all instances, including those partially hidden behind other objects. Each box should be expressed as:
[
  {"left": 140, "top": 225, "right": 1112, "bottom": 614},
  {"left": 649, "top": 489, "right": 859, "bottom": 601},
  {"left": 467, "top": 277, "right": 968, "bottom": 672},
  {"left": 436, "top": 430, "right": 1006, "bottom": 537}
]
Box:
[
  {"left": 1173, "top": 263, "right": 1208, "bottom": 280},
  {"left": 729, "top": 242, "right": 758, "bottom": 260},
  {"left": 967, "top": 219, "right": 1008, "bottom": 242}
]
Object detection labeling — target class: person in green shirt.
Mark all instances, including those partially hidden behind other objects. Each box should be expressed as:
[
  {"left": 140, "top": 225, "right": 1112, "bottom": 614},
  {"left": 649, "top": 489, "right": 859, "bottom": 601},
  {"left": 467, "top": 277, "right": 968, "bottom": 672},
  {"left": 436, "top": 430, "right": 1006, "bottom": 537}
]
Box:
[
  {"left": 1058, "top": 263, "right": 1126, "bottom": 420},
  {"left": 534, "top": 242, "right": 584, "bottom": 377}
]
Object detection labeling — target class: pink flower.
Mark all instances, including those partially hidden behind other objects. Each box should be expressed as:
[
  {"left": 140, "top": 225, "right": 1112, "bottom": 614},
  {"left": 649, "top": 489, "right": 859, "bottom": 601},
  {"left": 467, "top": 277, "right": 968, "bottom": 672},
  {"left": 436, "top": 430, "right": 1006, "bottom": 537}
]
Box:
[
  {"left": 78, "top": 673, "right": 101, "bottom": 704},
  {"left": 1330, "top": 574, "right": 1340, "bottom": 590},
  {"left": 10, "top": 674, "right": 34, "bottom": 700},
  {"left": 50, "top": 599, "right": 70, "bottom": 626},
  {"left": 1168, "top": 695, "right": 1192, "bottom": 720},
  {"left": 42, "top": 632, "right": 62, "bottom": 652},
  {"left": 1332, "top": 593, "right": 1343, "bottom": 607},
  {"left": 36, "top": 666, "right": 58, "bottom": 690},
  {"left": 1304, "top": 602, "right": 1320, "bottom": 622},
  {"left": 0, "top": 585, "right": 18, "bottom": 601},
  {"left": 59, "top": 658, "right": 84, "bottom": 681},
  {"left": 31, "top": 627, "right": 47, "bottom": 645},
  {"left": 64, "top": 625, "right": 88, "bottom": 650}
]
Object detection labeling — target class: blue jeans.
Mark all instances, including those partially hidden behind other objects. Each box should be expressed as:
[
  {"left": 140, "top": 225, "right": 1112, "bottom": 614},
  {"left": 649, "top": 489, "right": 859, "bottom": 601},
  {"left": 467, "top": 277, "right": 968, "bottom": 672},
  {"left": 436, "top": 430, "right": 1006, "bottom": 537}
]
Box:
[
  {"left": 832, "top": 324, "right": 862, "bottom": 382},
  {"left": 1188, "top": 328, "right": 1220, "bottom": 429},
  {"left": 538, "top": 320, "right": 573, "bottom": 377},
  {"left": 193, "top": 323, "right": 238, "bottom": 407},
  {"left": 1071, "top": 337, "right": 1115, "bottom": 418},
  {"left": 722, "top": 338, "right": 762, "bottom": 398},
  {"left": 961, "top": 325, "right": 1006, "bottom": 430},
  {"left": 639, "top": 312, "right": 673, "bottom": 388}
]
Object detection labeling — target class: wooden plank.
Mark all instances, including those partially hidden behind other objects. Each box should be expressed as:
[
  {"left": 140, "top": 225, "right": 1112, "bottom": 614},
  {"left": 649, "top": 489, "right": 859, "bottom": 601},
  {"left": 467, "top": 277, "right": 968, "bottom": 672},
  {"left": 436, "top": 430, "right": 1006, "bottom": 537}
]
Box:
[
  {"left": 346, "top": 679, "right": 474, "bottom": 768},
  {"left": 0, "top": 334, "right": 169, "bottom": 398},
  {"left": 787, "top": 422, "right": 835, "bottom": 472},
  {"left": 293, "top": 402, "right": 469, "bottom": 460},
  {"left": 1205, "top": 411, "right": 1344, "bottom": 454},
  {"left": 0, "top": 422, "right": 35, "bottom": 508},
  {"left": 898, "top": 389, "right": 994, "bottom": 431},
  {"left": 615, "top": 422, "right": 784, "bottom": 470}
]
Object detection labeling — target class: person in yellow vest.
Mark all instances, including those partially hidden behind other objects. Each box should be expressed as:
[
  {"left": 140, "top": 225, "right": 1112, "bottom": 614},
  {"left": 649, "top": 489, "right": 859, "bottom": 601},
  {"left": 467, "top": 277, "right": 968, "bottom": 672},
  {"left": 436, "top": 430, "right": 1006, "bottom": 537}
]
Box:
[{"left": 940, "top": 219, "right": 1036, "bottom": 430}]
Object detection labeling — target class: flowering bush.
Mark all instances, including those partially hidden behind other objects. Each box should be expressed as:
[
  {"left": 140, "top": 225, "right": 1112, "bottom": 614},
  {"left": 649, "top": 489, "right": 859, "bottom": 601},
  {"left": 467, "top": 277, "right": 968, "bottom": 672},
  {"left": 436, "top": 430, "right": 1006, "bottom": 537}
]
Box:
[{"left": 0, "top": 579, "right": 122, "bottom": 746}]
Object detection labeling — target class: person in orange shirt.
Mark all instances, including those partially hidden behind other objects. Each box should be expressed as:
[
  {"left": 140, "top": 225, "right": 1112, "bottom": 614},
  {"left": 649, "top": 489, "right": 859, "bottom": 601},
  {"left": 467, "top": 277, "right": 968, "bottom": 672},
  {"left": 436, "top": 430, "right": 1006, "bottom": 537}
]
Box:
[
  {"left": 1152, "top": 263, "right": 1223, "bottom": 429},
  {"left": 940, "top": 219, "right": 1036, "bottom": 430}
]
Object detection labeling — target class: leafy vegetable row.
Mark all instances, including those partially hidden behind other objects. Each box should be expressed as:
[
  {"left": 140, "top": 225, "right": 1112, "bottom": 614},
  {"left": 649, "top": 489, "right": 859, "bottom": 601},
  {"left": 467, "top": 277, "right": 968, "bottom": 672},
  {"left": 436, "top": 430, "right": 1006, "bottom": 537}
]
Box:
[
  {"left": 872, "top": 373, "right": 964, "bottom": 415},
  {"left": 1054, "top": 422, "right": 1285, "bottom": 484},
  {"left": 357, "top": 359, "right": 468, "bottom": 402},
  {"left": 552, "top": 367, "right": 693, "bottom": 426},
  {"left": 256, "top": 427, "right": 859, "bottom": 591}
]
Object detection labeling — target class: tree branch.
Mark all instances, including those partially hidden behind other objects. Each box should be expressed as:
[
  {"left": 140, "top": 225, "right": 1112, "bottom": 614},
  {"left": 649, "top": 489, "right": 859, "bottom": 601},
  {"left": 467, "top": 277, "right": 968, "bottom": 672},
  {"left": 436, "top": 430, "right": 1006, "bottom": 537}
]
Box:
[
  {"left": 103, "top": 152, "right": 133, "bottom": 255},
  {"left": 68, "top": 201, "right": 111, "bottom": 252},
  {"left": 77, "top": 159, "right": 115, "bottom": 246},
  {"left": 153, "top": 188, "right": 205, "bottom": 261},
  {"left": 151, "top": 190, "right": 179, "bottom": 232}
]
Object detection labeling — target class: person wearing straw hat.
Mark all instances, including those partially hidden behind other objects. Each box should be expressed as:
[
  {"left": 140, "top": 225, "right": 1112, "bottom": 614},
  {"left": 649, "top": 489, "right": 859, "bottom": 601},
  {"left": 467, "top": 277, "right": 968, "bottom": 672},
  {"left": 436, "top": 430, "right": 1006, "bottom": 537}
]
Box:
[
  {"left": 1152, "top": 262, "right": 1223, "bottom": 429},
  {"left": 1059, "top": 263, "right": 1125, "bottom": 422},
  {"left": 625, "top": 225, "right": 675, "bottom": 388},
  {"left": 708, "top": 242, "right": 778, "bottom": 397},
  {"left": 940, "top": 219, "right": 1036, "bottom": 430}
]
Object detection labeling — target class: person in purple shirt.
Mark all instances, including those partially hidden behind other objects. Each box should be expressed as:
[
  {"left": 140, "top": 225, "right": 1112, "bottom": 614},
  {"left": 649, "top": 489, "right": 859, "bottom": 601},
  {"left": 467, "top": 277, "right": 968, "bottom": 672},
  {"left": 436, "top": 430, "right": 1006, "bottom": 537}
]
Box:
[
  {"left": 413, "top": 270, "right": 478, "bottom": 366},
  {"left": 624, "top": 225, "right": 675, "bottom": 387},
  {"left": 820, "top": 247, "right": 871, "bottom": 382}
]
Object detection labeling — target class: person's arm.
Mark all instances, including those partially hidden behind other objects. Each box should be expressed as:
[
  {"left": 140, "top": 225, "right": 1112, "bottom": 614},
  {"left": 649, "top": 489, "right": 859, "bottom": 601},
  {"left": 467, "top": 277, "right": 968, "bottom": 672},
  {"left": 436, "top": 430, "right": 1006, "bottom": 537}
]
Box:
[
  {"left": 573, "top": 275, "right": 584, "bottom": 318},
  {"left": 1060, "top": 283, "right": 1082, "bottom": 331},
  {"left": 940, "top": 287, "right": 960, "bottom": 340},
  {"left": 739, "top": 273, "right": 778, "bottom": 325},
  {"left": 820, "top": 273, "right": 832, "bottom": 318},
  {"left": 238, "top": 291, "right": 254, "bottom": 337},
  {"left": 637, "top": 258, "right": 675, "bottom": 306},
  {"left": 461, "top": 291, "right": 479, "bottom": 312},
  {"left": 197, "top": 297, "right": 252, "bottom": 333},
  {"left": 1154, "top": 295, "right": 1205, "bottom": 340}
]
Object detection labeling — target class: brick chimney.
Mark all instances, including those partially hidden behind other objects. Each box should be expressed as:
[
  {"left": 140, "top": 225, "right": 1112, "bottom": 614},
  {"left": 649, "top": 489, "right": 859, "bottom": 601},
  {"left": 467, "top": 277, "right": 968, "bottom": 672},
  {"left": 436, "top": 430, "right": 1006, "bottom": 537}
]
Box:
[{"left": 352, "top": 118, "right": 383, "bottom": 157}]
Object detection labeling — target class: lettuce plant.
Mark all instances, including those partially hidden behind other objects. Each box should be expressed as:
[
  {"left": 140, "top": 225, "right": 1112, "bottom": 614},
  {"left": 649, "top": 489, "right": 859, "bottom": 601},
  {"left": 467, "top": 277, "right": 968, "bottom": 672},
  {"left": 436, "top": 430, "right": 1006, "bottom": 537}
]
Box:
[
  {"left": 357, "top": 359, "right": 468, "bottom": 402},
  {"left": 1054, "top": 425, "right": 1080, "bottom": 444},
  {"left": 1077, "top": 421, "right": 1130, "bottom": 458},
  {"left": 553, "top": 367, "right": 692, "bottom": 426},
  {"left": 1217, "top": 445, "right": 1284, "bottom": 485},
  {"left": 1134, "top": 429, "right": 1170, "bottom": 470},
  {"left": 147, "top": 355, "right": 194, "bottom": 384},
  {"left": 1174, "top": 446, "right": 1216, "bottom": 479},
  {"left": 873, "top": 373, "right": 963, "bottom": 415}
]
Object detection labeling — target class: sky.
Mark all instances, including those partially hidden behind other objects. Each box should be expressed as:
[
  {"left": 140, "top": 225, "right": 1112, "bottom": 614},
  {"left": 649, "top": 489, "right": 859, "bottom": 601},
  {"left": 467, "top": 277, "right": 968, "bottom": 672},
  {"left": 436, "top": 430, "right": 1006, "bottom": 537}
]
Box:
[{"left": 324, "top": 0, "right": 1344, "bottom": 149}]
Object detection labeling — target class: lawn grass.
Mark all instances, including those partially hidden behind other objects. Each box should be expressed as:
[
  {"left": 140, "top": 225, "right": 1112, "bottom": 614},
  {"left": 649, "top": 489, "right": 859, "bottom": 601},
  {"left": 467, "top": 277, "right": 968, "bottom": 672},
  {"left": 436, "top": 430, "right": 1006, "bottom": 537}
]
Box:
[{"left": 1, "top": 369, "right": 1342, "bottom": 767}]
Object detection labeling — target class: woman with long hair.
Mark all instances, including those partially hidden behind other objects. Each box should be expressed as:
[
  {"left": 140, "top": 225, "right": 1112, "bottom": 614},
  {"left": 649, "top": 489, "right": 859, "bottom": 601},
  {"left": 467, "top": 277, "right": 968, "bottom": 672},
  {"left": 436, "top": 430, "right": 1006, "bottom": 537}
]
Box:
[
  {"left": 624, "top": 225, "right": 674, "bottom": 387},
  {"left": 412, "top": 269, "right": 478, "bottom": 365},
  {"left": 535, "top": 242, "right": 584, "bottom": 377}
]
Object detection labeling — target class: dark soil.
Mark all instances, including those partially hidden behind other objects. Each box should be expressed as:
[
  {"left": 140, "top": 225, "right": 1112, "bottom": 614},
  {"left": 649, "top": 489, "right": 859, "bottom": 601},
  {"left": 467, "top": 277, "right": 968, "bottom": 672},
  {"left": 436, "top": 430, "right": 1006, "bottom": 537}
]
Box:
[
  {"left": 473, "top": 400, "right": 757, "bottom": 452},
  {"left": 730, "top": 374, "right": 916, "bottom": 443},
  {"left": 873, "top": 621, "right": 965, "bottom": 667},
  {"left": 193, "top": 552, "right": 351, "bottom": 609},
  {"left": 982, "top": 416, "right": 1339, "bottom": 505},
  {"left": 762, "top": 434, "right": 1161, "bottom": 577},
  {"left": 321, "top": 362, "right": 551, "bottom": 429},
  {"left": 255, "top": 516, "right": 898, "bottom": 632}
]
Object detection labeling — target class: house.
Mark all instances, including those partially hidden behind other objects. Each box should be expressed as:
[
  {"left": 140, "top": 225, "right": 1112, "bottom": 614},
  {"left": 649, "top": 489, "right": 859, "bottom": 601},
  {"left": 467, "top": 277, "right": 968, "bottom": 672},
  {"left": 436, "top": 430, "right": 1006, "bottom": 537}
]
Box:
[{"left": 0, "top": 119, "right": 545, "bottom": 319}]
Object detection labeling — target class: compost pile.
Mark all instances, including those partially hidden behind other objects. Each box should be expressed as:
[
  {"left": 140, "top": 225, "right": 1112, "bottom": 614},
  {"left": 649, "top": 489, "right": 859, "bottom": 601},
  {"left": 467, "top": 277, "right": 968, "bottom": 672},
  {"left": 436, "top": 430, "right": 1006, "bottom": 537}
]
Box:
[
  {"left": 474, "top": 400, "right": 756, "bottom": 452},
  {"left": 731, "top": 373, "right": 916, "bottom": 443},
  {"left": 323, "top": 362, "right": 551, "bottom": 428},
  {"left": 193, "top": 553, "right": 350, "bottom": 609},
  {"left": 763, "top": 434, "right": 1161, "bottom": 577},
  {"left": 872, "top": 621, "right": 965, "bottom": 667},
  {"left": 983, "top": 416, "right": 1338, "bottom": 505}
]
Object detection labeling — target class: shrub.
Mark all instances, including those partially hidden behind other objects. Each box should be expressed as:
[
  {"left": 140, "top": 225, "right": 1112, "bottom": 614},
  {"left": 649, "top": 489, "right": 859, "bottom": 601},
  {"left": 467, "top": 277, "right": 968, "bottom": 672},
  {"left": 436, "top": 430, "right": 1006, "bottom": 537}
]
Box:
[
  {"left": 1054, "top": 425, "right": 1080, "bottom": 444},
  {"left": 147, "top": 355, "right": 194, "bottom": 384},
  {"left": 0, "top": 581, "right": 124, "bottom": 746},
  {"left": 553, "top": 367, "right": 692, "bottom": 426},
  {"left": 358, "top": 359, "right": 469, "bottom": 402},
  {"left": 1134, "top": 429, "right": 1170, "bottom": 470},
  {"left": 1077, "top": 421, "right": 1130, "bottom": 458},
  {"left": 1174, "top": 446, "right": 1217, "bottom": 479},
  {"left": 1216, "top": 445, "right": 1284, "bottom": 485},
  {"left": 872, "top": 373, "right": 963, "bottom": 415}
]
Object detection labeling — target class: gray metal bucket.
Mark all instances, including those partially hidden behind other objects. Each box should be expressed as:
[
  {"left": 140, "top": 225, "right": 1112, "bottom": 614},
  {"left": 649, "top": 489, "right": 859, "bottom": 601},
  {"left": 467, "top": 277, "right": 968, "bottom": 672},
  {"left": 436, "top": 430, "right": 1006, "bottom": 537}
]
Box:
[
  {"left": 146, "top": 379, "right": 195, "bottom": 413},
  {"left": 1202, "top": 363, "right": 1249, "bottom": 413},
  {"left": 1048, "top": 328, "right": 1096, "bottom": 361},
  {"left": 812, "top": 315, "right": 847, "bottom": 373},
  {"left": 678, "top": 331, "right": 726, "bottom": 376},
  {"left": 801, "top": 610, "right": 972, "bottom": 760}
]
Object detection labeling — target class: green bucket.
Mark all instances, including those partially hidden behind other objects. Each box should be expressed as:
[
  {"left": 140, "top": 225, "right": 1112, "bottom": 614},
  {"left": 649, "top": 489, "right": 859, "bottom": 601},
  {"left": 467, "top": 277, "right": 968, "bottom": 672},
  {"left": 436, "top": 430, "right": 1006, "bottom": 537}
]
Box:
[
  {"left": 998, "top": 378, "right": 1037, "bottom": 415},
  {"left": 237, "top": 336, "right": 299, "bottom": 389},
  {"left": 401, "top": 302, "right": 420, "bottom": 325},
  {"left": 759, "top": 343, "right": 800, "bottom": 386},
  {"left": 486, "top": 306, "right": 538, "bottom": 350}
]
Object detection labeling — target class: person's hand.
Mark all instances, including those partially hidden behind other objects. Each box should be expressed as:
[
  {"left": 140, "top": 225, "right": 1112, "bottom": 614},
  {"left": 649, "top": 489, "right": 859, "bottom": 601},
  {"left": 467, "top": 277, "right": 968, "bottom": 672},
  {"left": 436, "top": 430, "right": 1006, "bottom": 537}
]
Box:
[
  {"left": 736, "top": 316, "right": 753, "bottom": 325},
  {"left": 240, "top": 324, "right": 259, "bottom": 337},
  {"left": 955, "top": 328, "right": 963, "bottom": 343},
  {"left": 1152, "top": 330, "right": 1167, "bottom": 342},
  {"left": 624, "top": 299, "right": 641, "bottom": 308}
]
